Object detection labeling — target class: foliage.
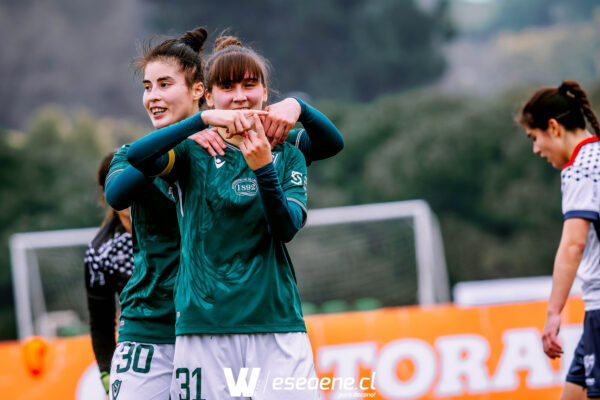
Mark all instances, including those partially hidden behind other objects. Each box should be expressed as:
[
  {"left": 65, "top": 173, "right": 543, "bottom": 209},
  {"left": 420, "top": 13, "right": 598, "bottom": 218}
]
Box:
[
  {"left": 2, "top": 84, "right": 600, "bottom": 340},
  {"left": 475, "top": 0, "right": 600, "bottom": 37},
  {"left": 0, "top": 0, "right": 146, "bottom": 130},
  {"left": 307, "top": 86, "right": 600, "bottom": 285},
  {"left": 0, "top": 108, "right": 146, "bottom": 339},
  {"left": 145, "top": 0, "right": 452, "bottom": 101}
]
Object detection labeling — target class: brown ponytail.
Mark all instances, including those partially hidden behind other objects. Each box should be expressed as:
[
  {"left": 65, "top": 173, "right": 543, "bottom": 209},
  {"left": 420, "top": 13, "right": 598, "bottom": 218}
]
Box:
[
  {"left": 559, "top": 80, "right": 600, "bottom": 137},
  {"left": 516, "top": 80, "right": 600, "bottom": 137}
]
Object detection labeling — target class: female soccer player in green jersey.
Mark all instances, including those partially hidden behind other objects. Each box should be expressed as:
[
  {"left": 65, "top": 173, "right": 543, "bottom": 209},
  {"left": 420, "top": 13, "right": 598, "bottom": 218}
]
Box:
[
  {"left": 126, "top": 34, "right": 338, "bottom": 399},
  {"left": 106, "top": 28, "right": 342, "bottom": 400}
]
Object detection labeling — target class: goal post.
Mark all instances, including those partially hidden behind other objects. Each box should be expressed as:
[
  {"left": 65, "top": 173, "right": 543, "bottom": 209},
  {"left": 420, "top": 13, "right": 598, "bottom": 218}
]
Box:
[
  {"left": 9, "top": 200, "right": 449, "bottom": 340},
  {"left": 290, "top": 200, "right": 449, "bottom": 310},
  {"left": 10, "top": 228, "right": 98, "bottom": 340}
]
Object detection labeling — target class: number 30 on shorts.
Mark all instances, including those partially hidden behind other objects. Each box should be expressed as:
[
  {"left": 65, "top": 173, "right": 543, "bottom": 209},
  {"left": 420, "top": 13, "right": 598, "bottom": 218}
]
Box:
[{"left": 116, "top": 343, "right": 155, "bottom": 374}]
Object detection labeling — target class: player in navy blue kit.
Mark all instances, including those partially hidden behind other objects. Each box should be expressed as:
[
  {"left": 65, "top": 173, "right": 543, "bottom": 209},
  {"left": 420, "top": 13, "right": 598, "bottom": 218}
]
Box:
[{"left": 518, "top": 80, "right": 600, "bottom": 400}]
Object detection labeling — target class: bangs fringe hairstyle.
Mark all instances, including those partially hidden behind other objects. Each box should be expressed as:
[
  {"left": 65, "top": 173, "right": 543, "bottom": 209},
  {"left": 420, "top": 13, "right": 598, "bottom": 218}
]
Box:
[
  {"left": 205, "top": 35, "right": 271, "bottom": 92},
  {"left": 516, "top": 80, "right": 600, "bottom": 137},
  {"left": 132, "top": 27, "right": 208, "bottom": 108}
]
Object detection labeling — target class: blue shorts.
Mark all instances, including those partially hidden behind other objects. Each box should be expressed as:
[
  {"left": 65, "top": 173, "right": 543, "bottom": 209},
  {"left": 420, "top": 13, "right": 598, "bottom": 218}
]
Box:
[{"left": 566, "top": 310, "right": 600, "bottom": 398}]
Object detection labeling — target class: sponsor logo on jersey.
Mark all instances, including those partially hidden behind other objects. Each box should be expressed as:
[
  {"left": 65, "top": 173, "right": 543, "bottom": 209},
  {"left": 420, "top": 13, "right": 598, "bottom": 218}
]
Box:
[
  {"left": 215, "top": 158, "right": 225, "bottom": 169},
  {"left": 112, "top": 379, "right": 122, "bottom": 399},
  {"left": 232, "top": 178, "right": 258, "bottom": 197},
  {"left": 291, "top": 171, "right": 304, "bottom": 186}
]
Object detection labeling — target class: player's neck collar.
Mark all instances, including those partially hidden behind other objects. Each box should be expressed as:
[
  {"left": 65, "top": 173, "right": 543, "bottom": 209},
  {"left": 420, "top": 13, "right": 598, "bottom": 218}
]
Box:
[
  {"left": 562, "top": 136, "right": 598, "bottom": 170},
  {"left": 217, "top": 128, "right": 242, "bottom": 151}
]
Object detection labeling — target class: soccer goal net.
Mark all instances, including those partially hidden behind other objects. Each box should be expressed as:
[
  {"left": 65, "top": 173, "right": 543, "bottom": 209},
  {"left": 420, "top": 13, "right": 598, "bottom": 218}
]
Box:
[{"left": 9, "top": 200, "right": 449, "bottom": 339}]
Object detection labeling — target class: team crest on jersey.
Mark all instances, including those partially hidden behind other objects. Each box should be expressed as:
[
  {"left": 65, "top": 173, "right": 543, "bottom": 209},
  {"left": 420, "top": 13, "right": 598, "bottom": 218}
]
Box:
[
  {"left": 112, "top": 379, "right": 122, "bottom": 399},
  {"left": 232, "top": 178, "right": 258, "bottom": 196}
]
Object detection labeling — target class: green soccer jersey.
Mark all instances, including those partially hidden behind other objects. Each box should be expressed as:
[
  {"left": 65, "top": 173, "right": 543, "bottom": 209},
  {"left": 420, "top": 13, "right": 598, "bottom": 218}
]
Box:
[
  {"left": 107, "top": 144, "right": 180, "bottom": 343},
  {"left": 167, "top": 138, "right": 308, "bottom": 335}
]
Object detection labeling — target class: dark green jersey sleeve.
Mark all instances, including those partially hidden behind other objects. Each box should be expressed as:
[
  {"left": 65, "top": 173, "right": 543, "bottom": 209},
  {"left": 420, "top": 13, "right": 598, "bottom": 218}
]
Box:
[
  {"left": 127, "top": 112, "right": 207, "bottom": 177},
  {"left": 106, "top": 145, "right": 154, "bottom": 210},
  {"left": 281, "top": 144, "right": 308, "bottom": 216},
  {"left": 254, "top": 159, "right": 305, "bottom": 242},
  {"left": 287, "top": 97, "right": 344, "bottom": 165}
]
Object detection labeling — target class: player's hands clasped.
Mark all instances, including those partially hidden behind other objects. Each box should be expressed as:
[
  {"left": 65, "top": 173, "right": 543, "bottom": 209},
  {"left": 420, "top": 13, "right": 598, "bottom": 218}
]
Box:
[
  {"left": 201, "top": 109, "right": 267, "bottom": 137},
  {"left": 541, "top": 311, "right": 563, "bottom": 359},
  {"left": 188, "top": 127, "right": 225, "bottom": 157},
  {"left": 262, "top": 97, "right": 301, "bottom": 147},
  {"left": 240, "top": 114, "right": 272, "bottom": 170}
]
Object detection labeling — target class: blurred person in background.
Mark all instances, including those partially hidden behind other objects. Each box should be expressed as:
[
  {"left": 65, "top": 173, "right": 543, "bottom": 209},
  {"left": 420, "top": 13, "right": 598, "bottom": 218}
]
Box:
[
  {"left": 84, "top": 151, "right": 134, "bottom": 396},
  {"left": 517, "top": 80, "right": 600, "bottom": 400}
]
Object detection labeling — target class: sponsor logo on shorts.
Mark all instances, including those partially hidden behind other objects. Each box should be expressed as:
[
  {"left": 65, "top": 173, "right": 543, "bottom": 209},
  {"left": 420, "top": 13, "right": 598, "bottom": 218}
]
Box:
[
  {"left": 585, "top": 354, "right": 595, "bottom": 375},
  {"left": 232, "top": 178, "right": 258, "bottom": 197},
  {"left": 112, "top": 379, "right": 122, "bottom": 399},
  {"left": 585, "top": 354, "right": 596, "bottom": 380},
  {"left": 215, "top": 158, "right": 225, "bottom": 169}
]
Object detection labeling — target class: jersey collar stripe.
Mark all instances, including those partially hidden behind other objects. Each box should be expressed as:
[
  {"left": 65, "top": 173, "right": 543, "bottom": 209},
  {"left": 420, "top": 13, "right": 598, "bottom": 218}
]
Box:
[
  {"left": 562, "top": 136, "right": 599, "bottom": 171},
  {"left": 296, "top": 129, "right": 305, "bottom": 148},
  {"left": 224, "top": 142, "right": 241, "bottom": 152}
]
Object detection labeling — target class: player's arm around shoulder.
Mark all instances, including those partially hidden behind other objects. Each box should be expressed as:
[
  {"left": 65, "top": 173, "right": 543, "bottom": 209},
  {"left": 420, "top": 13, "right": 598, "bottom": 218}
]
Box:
[{"left": 293, "top": 97, "right": 344, "bottom": 162}]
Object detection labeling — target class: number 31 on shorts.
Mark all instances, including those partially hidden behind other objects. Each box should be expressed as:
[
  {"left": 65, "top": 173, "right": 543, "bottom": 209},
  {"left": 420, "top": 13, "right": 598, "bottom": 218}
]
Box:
[{"left": 175, "top": 368, "right": 205, "bottom": 400}]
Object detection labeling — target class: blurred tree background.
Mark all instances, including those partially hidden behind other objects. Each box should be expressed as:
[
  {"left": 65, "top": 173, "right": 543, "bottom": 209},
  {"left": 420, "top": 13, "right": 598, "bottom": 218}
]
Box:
[{"left": 1, "top": 0, "right": 600, "bottom": 340}]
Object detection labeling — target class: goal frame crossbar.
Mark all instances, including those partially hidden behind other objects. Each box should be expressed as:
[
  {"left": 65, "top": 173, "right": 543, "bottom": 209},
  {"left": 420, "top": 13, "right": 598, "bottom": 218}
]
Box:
[{"left": 9, "top": 200, "right": 449, "bottom": 339}]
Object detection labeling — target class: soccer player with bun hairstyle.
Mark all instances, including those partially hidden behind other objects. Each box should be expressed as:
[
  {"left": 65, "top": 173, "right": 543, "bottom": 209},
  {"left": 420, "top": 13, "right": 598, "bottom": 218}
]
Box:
[
  {"left": 126, "top": 32, "right": 342, "bottom": 399},
  {"left": 105, "top": 26, "right": 211, "bottom": 400},
  {"left": 517, "top": 80, "right": 600, "bottom": 400}
]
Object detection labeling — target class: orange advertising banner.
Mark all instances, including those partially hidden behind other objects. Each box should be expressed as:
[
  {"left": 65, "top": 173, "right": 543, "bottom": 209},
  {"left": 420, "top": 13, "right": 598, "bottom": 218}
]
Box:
[
  {"left": 0, "top": 298, "right": 585, "bottom": 399},
  {"left": 306, "top": 298, "right": 584, "bottom": 399}
]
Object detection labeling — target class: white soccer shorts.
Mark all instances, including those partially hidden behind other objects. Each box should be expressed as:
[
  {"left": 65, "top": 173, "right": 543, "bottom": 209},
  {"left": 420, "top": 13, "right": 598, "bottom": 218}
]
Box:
[
  {"left": 170, "top": 332, "right": 320, "bottom": 400},
  {"left": 109, "top": 341, "right": 174, "bottom": 400}
]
